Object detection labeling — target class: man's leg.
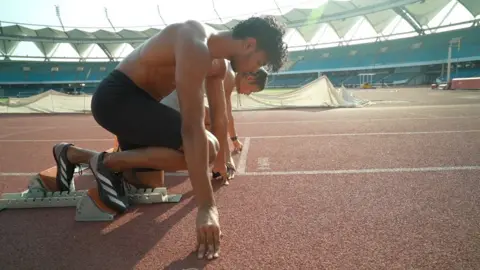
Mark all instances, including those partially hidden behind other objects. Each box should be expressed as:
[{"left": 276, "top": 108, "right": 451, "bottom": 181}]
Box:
[
  {"left": 89, "top": 131, "right": 219, "bottom": 213},
  {"left": 88, "top": 70, "right": 219, "bottom": 212},
  {"left": 53, "top": 143, "right": 104, "bottom": 191},
  {"left": 122, "top": 170, "right": 166, "bottom": 189},
  {"left": 103, "top": 131, "right": 219, "bottom": 172},
  {"left": 110, "top": 138, "right": 166, "bottom": 189}
]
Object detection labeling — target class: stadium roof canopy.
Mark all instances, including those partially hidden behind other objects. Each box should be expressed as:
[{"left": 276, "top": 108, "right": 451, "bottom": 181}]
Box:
[{"left": 0, "top": 0, "right": 479, "bottom": 62}]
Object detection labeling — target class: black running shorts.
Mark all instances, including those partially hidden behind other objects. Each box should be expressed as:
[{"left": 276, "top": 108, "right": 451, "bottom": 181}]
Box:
[{"left": 91, "top": 70, "right": 183, "bottom": 151}]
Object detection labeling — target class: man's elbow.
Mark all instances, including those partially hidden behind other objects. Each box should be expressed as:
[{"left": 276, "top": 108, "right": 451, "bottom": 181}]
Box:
[
  {"left": 181, "top": 122, "right": 204, "bottom": 141},
  {"left": 211, "top": 113, "right": 228, "bottom": 133}
]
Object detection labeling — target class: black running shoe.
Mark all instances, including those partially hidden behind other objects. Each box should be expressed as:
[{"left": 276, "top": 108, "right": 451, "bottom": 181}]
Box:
[
  {"left": 89, "top": 152, "right": 129, "bottom": 213},
  {"left": 53, "top": 142, "right": 76, "bottom": 192}
]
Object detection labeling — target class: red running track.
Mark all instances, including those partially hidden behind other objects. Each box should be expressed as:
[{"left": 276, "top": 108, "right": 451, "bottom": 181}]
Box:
[{"left": 1, "top": 104, "right": 480, "bottom": 269}]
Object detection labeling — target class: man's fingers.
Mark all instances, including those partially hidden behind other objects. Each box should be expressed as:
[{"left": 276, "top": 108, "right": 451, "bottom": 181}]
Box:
[
  {"left": 197, "top": 229, "right": 207, "bottom": 259},
  {"left": 213, "top": 227, "right": 221, "bottom": 258},
  {"left": 197, "top": 244, "right": 206, "bottom": 259},
  {"left": 198, "top": 226, "right": 220, "bottom": 260},
  {"left": 226, "top": 165, "right": 235, "bottom": 180},
  {"left": 207, "top": 229, "right": 215, "bottom": 260},
  {"left": 235, "top": 142, "right": 243, "bottom": 152}
]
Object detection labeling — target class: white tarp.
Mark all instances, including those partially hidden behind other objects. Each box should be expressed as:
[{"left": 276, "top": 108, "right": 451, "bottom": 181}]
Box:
[
  {"left": 0, "top": 76, "right": 370, "bottom": 114},
  {"left": 0, "top": 90, "right": 91, "bottom": 113},
  {"left": 230, "top": 75, "right": 371, "bottom": 110}
]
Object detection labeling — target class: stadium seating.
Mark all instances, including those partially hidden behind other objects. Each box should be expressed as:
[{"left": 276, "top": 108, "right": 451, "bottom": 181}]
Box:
[
  {"left": 266, "top": 72, "right": 318, "bottom": 88},
  {"left": 1, "top": 27, "right": 480, "bottom": 97},
  {"left": 0, "top": 61, "right": 118, "bottom": 84},
  {"left": 286, "top": 27, "right": 480, "bottom": 72}
]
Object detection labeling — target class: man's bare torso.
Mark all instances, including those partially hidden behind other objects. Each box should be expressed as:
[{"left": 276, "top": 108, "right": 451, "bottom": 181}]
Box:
[
  {"left": 223, "top": 65, "right": 236, "bottom": 96},
  {"left": 116, "top": 21, "right": 226, "bottom": 101}
]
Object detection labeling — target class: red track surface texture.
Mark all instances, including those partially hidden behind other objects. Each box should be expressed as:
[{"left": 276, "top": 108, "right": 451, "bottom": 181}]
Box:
[{"left": 1, "top": 103, "right": 480, "bottom": 270}]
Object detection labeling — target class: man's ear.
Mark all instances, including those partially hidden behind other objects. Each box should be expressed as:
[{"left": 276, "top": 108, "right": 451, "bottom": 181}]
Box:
[{"left": 243, "top": 38, "right": 257, "bottom": 51}]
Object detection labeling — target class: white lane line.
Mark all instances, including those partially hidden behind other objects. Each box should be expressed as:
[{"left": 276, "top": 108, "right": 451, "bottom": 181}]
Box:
[
  {"left": 1, "top": 130, "right": 478, "bottom": 143},
  {"left": 248, "top": 130, "right": 480, "bottom": 139},
  {"left": 236, "top": 137, "right": 251, "bottom": 174},
  {"left": 242, "top": 165, "right": 480, "bottom": 176},
  {"left": 2, "top": 165, "right": 479, "bottom": 177}
]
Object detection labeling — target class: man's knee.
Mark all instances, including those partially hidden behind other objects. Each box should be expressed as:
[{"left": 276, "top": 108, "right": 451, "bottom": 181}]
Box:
[{"left": 207, "top": 131, "right": 219, "bottom": 164}]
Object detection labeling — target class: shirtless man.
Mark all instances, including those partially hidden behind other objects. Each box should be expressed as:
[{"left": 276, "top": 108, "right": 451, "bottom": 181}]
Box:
[
  {"left": 211, "top": 66, "right": 268, "bottom": 153},
  {"left": 160, "top": 66, "right": 268, "bottom": 182},
  {"left": 212, "top": 67, "right": 268, "bottom": 181},
  {"left": 50, "top": 17, "right": 287, "bottom": 260}
]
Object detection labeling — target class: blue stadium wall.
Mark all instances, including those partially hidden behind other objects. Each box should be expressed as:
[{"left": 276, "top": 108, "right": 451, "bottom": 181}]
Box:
[
  {"left": 273, "top": 26, "right": 480, "bottom": 88},
  {"left": 1, "top": 27, "right": 479, "bottom": 97}
]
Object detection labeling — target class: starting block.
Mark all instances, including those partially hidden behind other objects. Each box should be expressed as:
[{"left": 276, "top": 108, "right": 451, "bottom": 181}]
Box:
[
  {"left": 0, "top": 189, "right": 87, "bottom": 211},
  {"left": 0, "top": 176, "right": 183, "bottom": 222},
  {"left": 75, "top": 185, "right": 182, "bottom": 221}
]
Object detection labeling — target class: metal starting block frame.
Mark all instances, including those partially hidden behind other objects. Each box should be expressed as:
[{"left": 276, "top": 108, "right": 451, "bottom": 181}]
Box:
[
  {"left": 0, "top": 186, "right": 183, "bottom": 222},
  {"left": 0, "top": 188, "right": 87, "bottom": 211},
  {"left": 75, "top": 187, "right": 183, "bottom": 222}
]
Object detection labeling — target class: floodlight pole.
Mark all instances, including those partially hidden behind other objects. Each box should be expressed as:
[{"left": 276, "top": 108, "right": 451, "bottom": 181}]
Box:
[
  {"left": 104, "top": 7, "right": 116, "bottom": 32},
  {"left": 156, "top": 5, "right": 167, "bottom": 26},
  {"left": 211, "top": 0, "right": 224, "bottom": 25},
  {"left": 272, "top": 0, "right": 310, "bottom": 49},
  {"left": 446, "top": 38, "right": 461, "bottom": 82},
  {"left": 55, "top": 5, "right": 66, "bottom": 32},
  {"left": 56, "top": 5, "right": 85, "bottom": 61}
]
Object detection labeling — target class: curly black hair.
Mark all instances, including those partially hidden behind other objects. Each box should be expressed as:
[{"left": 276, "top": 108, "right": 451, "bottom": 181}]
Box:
[{"left": 232, "top": 16, "right": 288, "bottom": 72}]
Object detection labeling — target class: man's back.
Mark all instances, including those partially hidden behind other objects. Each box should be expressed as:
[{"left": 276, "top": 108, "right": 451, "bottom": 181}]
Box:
[{"left": 116, "top": 21, "right": 219, "bottom": 101}]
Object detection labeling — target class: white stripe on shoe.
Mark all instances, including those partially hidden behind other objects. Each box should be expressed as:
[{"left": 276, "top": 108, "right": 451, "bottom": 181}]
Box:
[
  {"left": 94, "top": 169, "right": 119, "bottom": 197},
  {"left": 90, "top": 152, "right": 127, "bottom": 210},
  {"left": 59, "top": 157, "right": 69, "bottom": 188},
  {"left": 97, "top": 173, "right": 114, "bottom": 187},
  {"left": 100, "top": 182, "right": 118, "bottom": 197},
  {"left": 107, "top": 194, "right": 127, "bottom": 209}
]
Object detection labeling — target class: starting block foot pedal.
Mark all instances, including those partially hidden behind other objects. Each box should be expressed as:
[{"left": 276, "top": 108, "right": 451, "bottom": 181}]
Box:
[{"left": 75, "top": 189, "right": 117, "bottom": 222}]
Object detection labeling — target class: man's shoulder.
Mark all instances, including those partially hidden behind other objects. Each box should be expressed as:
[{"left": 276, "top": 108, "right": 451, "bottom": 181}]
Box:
[
  {"left": 224, "top": 63, "right": 235, "bottom": 80},
  {"left": 178, "top": 20, "right": 218, "bottom": 37},
  {"left": 207, "top": 59, "right": 228, "bottom": 79}
]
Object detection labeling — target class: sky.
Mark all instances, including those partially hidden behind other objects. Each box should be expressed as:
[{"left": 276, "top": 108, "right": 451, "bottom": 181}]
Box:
[
  {"left": 0, "top": 0, "right": 477, "bottom": 61},
  {"left": 0, "top": 0, "right": 329, "bottom": 30}
]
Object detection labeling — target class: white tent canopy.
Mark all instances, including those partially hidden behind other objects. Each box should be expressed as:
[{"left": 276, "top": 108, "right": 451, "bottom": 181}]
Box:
[{"left": 0, "top": 76, "right": 370, "bottom": 113}]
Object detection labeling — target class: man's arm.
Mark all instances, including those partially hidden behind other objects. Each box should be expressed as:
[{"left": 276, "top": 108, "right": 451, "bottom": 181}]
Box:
[
  {"left": 205, "top": 61, "right": 229, "bottom": 175},
  {"left": 229, "top": 74, "right": 243, "bottom": 152},
  {"left": 225, "top": 93, "right": 237, "bottom": 139},
  {"left": 175, "top": 21, "right": 221, "bottom": 260},
  {"left": 175, "top": 22, "right": 214, "bottom": 207}
]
